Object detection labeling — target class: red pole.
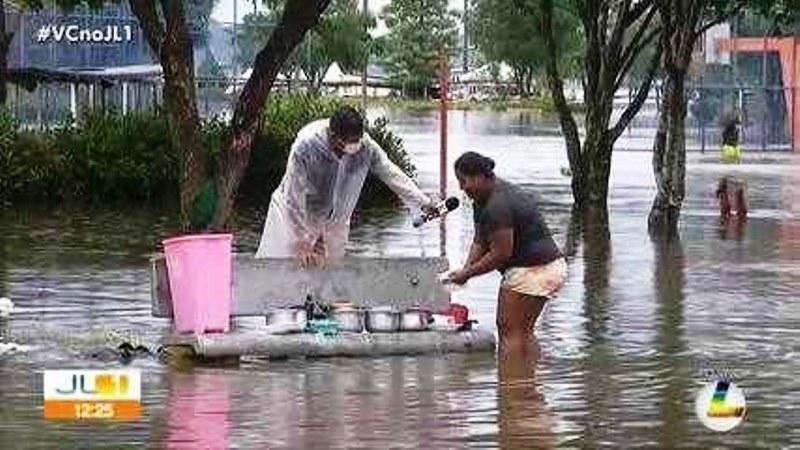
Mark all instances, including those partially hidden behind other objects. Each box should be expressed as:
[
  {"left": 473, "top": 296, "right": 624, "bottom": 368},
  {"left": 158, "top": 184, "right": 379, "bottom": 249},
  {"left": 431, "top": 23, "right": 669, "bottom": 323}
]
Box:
[
  {"left": 439, "top": 47, "right": 449, "bottom": 258},
  {"left": 439, "top": 47, "right": 449, "bottom": 200}
]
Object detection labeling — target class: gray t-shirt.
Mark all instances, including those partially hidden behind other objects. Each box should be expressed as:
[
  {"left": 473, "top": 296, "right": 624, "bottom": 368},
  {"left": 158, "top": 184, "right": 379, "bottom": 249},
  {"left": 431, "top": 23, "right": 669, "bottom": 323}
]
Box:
[{"left": 473, "top": 178, "right": 562, "bottom": 270}]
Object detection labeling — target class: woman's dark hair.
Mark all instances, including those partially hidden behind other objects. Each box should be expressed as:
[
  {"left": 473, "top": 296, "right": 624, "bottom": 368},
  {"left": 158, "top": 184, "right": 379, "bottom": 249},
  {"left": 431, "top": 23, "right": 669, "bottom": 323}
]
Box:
[
  {"left": 330, "top": 105, "right": 364, "bottom": 139},
  {"left": 454, "top": 152, "right": 495, "bottom": 177}
]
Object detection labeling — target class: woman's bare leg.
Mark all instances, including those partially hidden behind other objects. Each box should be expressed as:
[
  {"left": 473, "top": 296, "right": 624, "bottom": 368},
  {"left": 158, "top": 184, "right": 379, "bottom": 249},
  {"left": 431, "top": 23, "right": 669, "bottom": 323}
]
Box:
[{"left": 496, "top": 288, "right": 548, "bottom": 350}]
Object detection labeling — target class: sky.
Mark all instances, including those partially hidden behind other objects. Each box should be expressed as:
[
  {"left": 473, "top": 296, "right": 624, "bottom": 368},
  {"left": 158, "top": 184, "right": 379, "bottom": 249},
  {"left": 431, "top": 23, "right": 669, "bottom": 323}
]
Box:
[{"left": 211, "top": 0, "right": 465, "bottom": 36}]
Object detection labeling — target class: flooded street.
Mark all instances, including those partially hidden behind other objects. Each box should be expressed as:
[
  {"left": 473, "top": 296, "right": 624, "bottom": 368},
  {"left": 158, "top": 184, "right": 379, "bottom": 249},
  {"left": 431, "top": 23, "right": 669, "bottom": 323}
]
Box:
[{"left": 2, "top": 109, "right": 800, "bottom": 447}]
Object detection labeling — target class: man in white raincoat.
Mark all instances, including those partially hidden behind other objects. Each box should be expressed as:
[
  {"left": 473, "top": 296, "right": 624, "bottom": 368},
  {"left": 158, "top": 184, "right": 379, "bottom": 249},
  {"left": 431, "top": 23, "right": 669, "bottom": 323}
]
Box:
[{"left": 256, "top": 106, "right": 434, "bottom": 266}]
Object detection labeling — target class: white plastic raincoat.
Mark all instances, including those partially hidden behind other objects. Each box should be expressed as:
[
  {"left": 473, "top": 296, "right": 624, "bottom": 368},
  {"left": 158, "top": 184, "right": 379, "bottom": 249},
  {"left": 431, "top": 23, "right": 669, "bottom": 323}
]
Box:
[{"left": 255, "top": 119, "right": 431, "bottom": 261}]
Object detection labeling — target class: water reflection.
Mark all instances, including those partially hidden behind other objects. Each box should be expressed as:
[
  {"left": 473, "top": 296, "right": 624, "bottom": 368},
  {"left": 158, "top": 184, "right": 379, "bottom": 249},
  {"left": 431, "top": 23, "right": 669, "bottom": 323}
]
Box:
[
  {"left": 578, "top": 208, "right": 612, "bottom": 342},
  {"left": 718, "top": 216, "right": 747, "bottom": 241},
  {"left": 3, "top": 110, "right": 800, "bottom": 446},
  {"left": 219, "top": 355, "right": 497, "bottom": 448},
  {"left": 497, "top": 341, "right": 556, "bottom": 449},
  {"left": 651, "top": 234, "right": 691, "bottom": 446},
  {"left": 164, "top": 370, "right": 232, "bottom": 449},
  {"left": 576, "top": 208, "right": 616, "bottom": 446},
  {"left": 0, "top": 227, "right": 8, "bottom": 298}
]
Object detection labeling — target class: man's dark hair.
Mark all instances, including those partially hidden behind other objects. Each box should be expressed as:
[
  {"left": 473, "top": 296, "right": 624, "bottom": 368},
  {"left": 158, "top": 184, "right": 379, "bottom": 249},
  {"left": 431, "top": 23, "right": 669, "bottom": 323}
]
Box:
[
  {"left": 330, "top": 105, "right": 365, "bottom": 139},
  {"left": 454, "top": 151, "right": 496, "bottom": 178}
]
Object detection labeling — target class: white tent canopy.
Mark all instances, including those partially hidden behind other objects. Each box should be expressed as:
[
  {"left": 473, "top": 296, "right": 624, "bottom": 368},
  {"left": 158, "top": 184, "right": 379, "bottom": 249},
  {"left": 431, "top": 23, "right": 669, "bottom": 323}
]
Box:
[
  {"left": 456, "top": 63, "right": 514, "bottom": 83},
  {"left": 323, "top": 62, "right": 363, "bottom": 85}
]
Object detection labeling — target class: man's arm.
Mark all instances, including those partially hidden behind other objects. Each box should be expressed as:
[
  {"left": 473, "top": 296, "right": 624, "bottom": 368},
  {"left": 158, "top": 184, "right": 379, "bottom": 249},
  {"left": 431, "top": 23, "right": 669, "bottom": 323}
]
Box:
[
  {"left": 281, "top": 145, "right": 316, "bottom": 254},
  {"left": 365, "top": 135, "right": 432, "bottom": 209}
]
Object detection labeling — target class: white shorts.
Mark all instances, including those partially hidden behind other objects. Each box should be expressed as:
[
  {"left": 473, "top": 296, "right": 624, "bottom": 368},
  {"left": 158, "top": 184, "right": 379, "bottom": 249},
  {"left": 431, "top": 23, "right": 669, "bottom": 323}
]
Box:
[{"left": 501, "top": 258, "right": 568, "bottom": 298}]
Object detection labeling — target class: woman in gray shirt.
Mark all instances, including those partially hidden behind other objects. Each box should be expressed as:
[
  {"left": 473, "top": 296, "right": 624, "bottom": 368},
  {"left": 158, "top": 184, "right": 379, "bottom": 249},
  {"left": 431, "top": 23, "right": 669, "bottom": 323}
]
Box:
[{"left": 445, "top": 152, "right": 567, "bottom": 346}]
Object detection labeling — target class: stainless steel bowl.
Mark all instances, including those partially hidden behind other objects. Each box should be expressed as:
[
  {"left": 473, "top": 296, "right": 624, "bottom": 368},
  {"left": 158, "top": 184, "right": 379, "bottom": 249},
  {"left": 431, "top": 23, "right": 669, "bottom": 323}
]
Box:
[
  {"left": 332, "top": 307, "right": 364, "bottom": 332},
  {"left": 365, "top": 307, "right": 400, "bottom": 333},
  {"left": 400, "top": 309, "right": 432, "bottom": 331}
]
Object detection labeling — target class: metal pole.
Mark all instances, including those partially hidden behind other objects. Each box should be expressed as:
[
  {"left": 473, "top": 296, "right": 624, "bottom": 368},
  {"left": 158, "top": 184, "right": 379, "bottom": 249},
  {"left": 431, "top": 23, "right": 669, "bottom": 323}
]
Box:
[
  {"left": 463, "top": 0, "right": 468, "bottom": 72},
  {"left": 439, "top": 47, "right": 449, "bottom": 258},
  {"left": 793, "top": 37, "right": 797, "bottom": 152},
  {"left": 233, "top": 0, "right": 238, "bottom": 95},
  {"left": 362, "top": 0, "right": 368, "bottom": 112},
  {"left": 762, "top": 30, "right": 767, "bottom": 151},
  {"left": 700, "top": 26, "right": 706, "bottom": 153}
]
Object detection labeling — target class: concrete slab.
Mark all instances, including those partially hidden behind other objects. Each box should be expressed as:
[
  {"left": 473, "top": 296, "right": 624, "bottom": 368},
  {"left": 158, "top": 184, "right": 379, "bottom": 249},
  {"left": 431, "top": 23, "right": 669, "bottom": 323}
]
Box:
[{"left": 151, "top": 254, "right": 452, "bottom": 317}]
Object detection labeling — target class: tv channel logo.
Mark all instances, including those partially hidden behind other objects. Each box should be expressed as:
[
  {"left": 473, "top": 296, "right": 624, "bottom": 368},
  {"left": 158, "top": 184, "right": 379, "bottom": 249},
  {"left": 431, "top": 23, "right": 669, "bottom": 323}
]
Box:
[
  {"left": 694, "top": 380, "right": 746, "bottom": 432},
  {"left": 43, "top": 369, "right": 141, "bottom": 420}
]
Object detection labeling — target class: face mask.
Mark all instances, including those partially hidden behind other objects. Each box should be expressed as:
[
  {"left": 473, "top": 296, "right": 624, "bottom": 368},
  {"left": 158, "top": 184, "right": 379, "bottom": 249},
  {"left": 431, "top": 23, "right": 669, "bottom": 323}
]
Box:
[{"left": 342, "top": 142, "right": 361, "bottom": 155}]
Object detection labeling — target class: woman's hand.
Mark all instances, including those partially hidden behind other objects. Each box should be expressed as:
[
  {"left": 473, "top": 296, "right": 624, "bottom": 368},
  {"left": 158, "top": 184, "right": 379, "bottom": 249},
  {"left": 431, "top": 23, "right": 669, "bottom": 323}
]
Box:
[{"left": 445, "top": 268, "right": 470, "bottom": 285}]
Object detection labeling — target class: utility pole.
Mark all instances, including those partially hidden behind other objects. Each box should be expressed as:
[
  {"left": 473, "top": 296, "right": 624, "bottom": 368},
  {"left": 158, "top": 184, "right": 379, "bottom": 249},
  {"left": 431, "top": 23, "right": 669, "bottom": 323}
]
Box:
[{"left": 439, "top": 47, "right": 449, "bottom": 258}]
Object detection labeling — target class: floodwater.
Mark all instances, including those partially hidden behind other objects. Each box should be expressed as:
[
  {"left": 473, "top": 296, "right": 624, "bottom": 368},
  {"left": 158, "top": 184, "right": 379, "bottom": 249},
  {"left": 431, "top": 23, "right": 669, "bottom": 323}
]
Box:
[{"left": 2, "top": 108, "right": 800, "bottom": 448}]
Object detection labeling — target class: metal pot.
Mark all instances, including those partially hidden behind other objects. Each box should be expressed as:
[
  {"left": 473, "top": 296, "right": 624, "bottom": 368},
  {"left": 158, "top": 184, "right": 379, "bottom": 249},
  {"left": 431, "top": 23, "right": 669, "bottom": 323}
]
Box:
[
  {"left": 400, "top": 309, "right": 432, "bottom": 331},
  {"left": 332, "top": 307, "right": 364, "bottom": 333},
  {"left": 266, "top": 307, "right": 307, "bottom": 331},
  {"left": 365, "top": 307, "right": 400, "bottom": 333}
]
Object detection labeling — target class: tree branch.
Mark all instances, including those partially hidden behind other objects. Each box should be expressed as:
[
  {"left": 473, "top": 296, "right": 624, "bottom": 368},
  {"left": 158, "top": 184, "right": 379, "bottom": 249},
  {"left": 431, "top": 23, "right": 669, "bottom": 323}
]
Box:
[
  {"left": 608, "top": 0, "right": 633, "bottom": 61},
  {"left": 614, "top": 25, "right": 661, "bottom": 92},
  {"left": 573, "top": 0, "right": 591, "bottom": 31},
  {"left": 128, "top": 0, "right": 165, "bottom": 60},
  {"left": 613, "top": 5, "right": 658, "bottom": 82},
  {"left": 695, "top": 1, "right": 745, "bottom": 38},
  {"left": 541, "top": 0, "right": 582, "bottom": 167},
  {"left": 610, "top": 41, "right": 662, "bottom": 142},
  {"left": 622, "top": 0, "right": 655, "bottom": 28}
]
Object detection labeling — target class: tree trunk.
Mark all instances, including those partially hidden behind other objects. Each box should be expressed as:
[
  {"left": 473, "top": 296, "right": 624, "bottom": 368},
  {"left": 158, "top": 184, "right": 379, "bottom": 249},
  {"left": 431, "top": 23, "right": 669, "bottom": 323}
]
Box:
[
  {"left": 0, "top": 0, "right": 12, "bottom": 106},
  {"left": 575, "top": 127, "right": 613, "bottom": 209},
  {"left": 129, "top": 1, "right": 205, "bottom": 231},
  {"left": 513, "top": 68, "right": 524, "bottom": 97},
  {"left": 523, "top": 68, "right": 534, "bottom": 98},
  {"left": 161, "top": 4, "right": 205, "bottom": 231},
  {"left": 647, "top": 1, "right": 701, "bottom": 237},
  {"left": 211, "top": 0, "right": 331, "bottom": 228},
  {"left": 540, "top": 0, "right": 660, "bottom": 213},
  {"left": 648, "top": 67, "right": 687, "bottom": 237}
]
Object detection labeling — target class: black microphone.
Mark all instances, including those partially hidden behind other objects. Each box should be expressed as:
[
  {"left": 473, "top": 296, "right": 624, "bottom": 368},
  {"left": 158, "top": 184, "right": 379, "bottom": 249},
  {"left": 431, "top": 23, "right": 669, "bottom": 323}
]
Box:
[{"left": 413, "top": 197, "right": 460, "bottom": 227}]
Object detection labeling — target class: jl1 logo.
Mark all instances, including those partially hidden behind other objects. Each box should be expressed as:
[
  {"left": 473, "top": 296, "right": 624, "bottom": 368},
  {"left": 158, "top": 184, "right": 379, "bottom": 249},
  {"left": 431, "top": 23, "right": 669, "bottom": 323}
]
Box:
[
  {"left": 43, "top": 369, "right": 141, "bottom": 420},
  {"left": 694, "top": 380, "right": 747, "bottom": 432}
]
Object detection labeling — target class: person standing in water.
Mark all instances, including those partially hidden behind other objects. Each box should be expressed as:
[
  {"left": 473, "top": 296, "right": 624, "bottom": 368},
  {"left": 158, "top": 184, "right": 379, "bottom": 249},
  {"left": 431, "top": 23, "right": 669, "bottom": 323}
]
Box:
[
  {"left": 444, "top": 152, "right": 567, "bottom": 347},
  {"left": 717, "top": 118, "right": 747, "bottom": 219},
  {"left": 255, "top": 106, "right": 435, "bottom": 266}
]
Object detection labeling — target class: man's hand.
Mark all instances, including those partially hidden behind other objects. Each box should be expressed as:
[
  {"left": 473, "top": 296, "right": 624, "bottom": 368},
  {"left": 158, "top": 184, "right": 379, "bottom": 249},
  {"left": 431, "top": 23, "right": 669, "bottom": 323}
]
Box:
[
  {"left": 420, "top": 199, "right": 438, "bottom": 217},
  {"left": 297, "top": 237, "right": 327, "bottom": 268}
]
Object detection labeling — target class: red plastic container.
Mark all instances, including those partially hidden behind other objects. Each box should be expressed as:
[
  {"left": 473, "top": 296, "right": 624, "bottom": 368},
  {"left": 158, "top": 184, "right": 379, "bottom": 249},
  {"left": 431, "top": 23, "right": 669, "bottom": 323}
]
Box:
[{"left": 448, "top": 303, "right": 469, "bottom": 324}]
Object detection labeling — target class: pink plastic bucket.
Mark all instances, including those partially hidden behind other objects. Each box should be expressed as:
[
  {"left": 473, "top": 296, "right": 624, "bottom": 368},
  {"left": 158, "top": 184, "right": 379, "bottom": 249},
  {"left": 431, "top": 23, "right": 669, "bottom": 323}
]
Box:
[{"left": 163, "top": 234, "right": 233, "bottom": 334}]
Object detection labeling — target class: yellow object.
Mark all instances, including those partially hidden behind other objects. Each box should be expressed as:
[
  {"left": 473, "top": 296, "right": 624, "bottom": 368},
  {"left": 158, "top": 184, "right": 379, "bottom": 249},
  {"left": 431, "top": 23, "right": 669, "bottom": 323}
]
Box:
[{"left": 721, "top": 144, "right": 741, "bottom": 163}]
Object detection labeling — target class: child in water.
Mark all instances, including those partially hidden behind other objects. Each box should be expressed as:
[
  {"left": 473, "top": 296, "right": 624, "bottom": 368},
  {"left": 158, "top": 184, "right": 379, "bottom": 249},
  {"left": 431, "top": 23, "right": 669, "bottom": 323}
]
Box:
[{"left": 716, "top": 118, "right": 747, "bottom": 218}]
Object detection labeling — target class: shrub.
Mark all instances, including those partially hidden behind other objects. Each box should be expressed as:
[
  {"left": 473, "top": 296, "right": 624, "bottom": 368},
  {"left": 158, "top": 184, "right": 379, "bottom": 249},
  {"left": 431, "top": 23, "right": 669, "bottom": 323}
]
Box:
[{"left": 1, "top": 95, "right": 418, "bottom": 213}]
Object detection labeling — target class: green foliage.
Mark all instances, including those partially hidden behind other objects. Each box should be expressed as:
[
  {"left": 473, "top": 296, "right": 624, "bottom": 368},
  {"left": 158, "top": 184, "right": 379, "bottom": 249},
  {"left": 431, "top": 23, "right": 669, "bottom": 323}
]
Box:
[
  {"left": 380, "top": 0, "right": 458, "bottom": 97},
  {"left": 358, "top": 116, "right": 417, "bottom": 208},
  {"left": 1, "top": 97, "right": 417, "bottom": 211},
  {"left": 0, "top": 108, "right": 16, "bottom": 151},
  {"left": 470, "top": 0, "right": 582, "bottom": 94},
  {"left": 0, "top": 110, "right": 177, "bottom": 205},
  {"left": 58, "top": 111, "right": 178, "bottom": 203},
  {"left": 236, "top": 0, "right": 373, "bottom": 88}
]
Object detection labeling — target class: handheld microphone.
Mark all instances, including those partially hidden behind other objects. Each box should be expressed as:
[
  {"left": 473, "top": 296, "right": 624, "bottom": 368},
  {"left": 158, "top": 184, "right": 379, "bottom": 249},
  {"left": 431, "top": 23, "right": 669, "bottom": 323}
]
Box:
[{"left": 413, "top": 197, "right": 460, "bottom": 227}]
